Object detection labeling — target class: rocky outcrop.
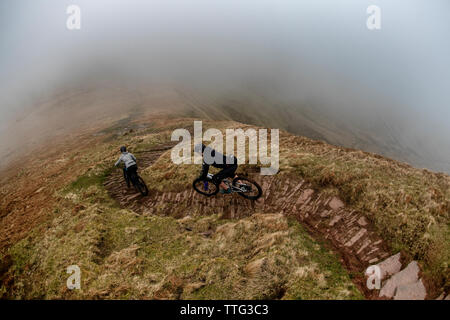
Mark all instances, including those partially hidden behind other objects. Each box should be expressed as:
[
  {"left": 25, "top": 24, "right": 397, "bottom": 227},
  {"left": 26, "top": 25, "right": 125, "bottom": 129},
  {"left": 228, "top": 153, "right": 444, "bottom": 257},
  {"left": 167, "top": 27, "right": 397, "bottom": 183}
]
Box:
[
  {"left": 365, "top": 254, "right": 428, "bottom": 300},
  {"left": 394, "top": 279, "right": 426, "bottom": 300},
  {"left": 376, "top": 252, "right": 402, "bottom": 281},
  {"left": 380, "top": 261, "right": 420, "bottom": 298}
]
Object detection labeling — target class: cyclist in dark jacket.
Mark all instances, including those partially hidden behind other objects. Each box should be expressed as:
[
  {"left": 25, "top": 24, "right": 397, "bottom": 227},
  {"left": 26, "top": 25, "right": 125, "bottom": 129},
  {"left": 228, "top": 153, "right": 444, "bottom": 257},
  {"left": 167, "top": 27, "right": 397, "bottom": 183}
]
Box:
[{"left": 194, "top": 143, "right": 238, "bottom": 194}]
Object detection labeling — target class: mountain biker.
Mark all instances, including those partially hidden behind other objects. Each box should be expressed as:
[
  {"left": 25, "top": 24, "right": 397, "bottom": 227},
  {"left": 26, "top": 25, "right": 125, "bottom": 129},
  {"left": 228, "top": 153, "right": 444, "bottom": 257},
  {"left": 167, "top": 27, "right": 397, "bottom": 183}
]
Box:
[
  {"left": 194, "top": 143, "right": 238, "bottom": 194},
  {"left": 114, "top": 146, "right": 137, "bottom": 188}
]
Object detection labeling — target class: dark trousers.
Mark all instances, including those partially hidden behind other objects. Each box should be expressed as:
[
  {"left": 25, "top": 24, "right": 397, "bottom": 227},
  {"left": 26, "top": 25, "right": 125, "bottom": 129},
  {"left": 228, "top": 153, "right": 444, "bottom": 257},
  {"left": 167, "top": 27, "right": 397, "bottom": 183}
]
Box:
[
  {"left": 214, "top": 164, "right": 238, "bottom": 184},
  {"left": 123, "top": 164, "right": 138, "bottom": 185}
]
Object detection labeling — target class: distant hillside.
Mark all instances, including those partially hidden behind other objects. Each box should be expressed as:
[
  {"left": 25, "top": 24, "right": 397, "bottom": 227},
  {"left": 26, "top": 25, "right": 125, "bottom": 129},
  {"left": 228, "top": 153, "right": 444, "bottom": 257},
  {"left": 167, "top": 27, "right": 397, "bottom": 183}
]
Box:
[
  {"left": 2, "top": 85, "right": 449, "bottom": 174},
  {"left": 0, "top": 105, "right": 448, "bottom": 299},
  {"left": 174, "top": 88, "right": 450, "bottom": 174}
]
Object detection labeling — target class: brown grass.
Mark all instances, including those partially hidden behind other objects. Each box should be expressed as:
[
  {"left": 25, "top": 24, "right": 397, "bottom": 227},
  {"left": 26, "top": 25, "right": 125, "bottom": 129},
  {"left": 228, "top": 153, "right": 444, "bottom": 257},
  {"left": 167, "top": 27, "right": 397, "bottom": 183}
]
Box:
[{"left": 1, "top": 116, "right": 448, "bottom": 298}]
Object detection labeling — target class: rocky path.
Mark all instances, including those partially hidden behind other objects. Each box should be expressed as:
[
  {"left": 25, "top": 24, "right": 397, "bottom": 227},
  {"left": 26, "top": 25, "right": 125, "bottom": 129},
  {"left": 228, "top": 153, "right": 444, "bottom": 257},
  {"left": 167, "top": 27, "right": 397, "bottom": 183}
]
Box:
[
  {"left": 104, "top": 146, "right": 172, "bottom": 206},
  {"left": 104, "top": 146, "right": 431, "bottom": 299}
]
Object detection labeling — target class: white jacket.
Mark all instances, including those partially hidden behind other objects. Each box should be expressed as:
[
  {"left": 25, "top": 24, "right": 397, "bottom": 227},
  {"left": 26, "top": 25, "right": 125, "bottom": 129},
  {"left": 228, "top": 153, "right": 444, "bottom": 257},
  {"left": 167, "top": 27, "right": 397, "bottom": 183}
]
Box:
[{"left": 115, "top": 152, "right": 137, "bottom": 169}]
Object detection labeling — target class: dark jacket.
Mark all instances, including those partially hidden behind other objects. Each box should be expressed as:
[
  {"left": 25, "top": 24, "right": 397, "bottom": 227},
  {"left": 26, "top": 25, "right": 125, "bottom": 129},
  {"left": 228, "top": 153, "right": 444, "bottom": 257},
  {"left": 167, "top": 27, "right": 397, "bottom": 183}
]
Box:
[{"left": 200, "top": 146, "right": 237, "bottom": 178}]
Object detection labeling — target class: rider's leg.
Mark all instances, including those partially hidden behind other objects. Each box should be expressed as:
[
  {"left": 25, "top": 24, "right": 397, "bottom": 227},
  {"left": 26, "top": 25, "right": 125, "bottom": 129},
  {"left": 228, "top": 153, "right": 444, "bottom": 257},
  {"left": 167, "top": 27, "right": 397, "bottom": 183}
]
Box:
[
  {"left": 123, "top": 168, "right": 130, "bottom": 187},
  {"left": 214, "top": 170, "right": 229, "bottom": 191},
  {"left": 218, "top": 164, "right": 237, "bottom": 192},
  {"left": 219, "top": 181, "right": 228, "bottom": 189},
  {"left": 230, "top": 167, "right": 239, "bottom": 186},
  {"left": 127, "top": 165, "right": 138, "bottom": 185}
]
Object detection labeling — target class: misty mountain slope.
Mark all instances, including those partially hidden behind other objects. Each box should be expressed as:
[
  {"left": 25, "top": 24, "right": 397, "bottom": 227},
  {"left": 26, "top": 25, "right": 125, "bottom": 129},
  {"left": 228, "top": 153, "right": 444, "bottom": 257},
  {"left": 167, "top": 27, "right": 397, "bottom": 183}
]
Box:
[
  {"left": 1, "top": 0, "right": 449, "bottom": 301},
  {"left": 2, "top": 84, "right": 449, "bottom": 175},
  {"left": 0, "top": 85, "right": 193, "bottom": 173},
  {"left": 173, "top": 88, "right": 450, "bottom": 173},
  {"left": 0, "top": 115, "right": 448, "bottom": 299}
]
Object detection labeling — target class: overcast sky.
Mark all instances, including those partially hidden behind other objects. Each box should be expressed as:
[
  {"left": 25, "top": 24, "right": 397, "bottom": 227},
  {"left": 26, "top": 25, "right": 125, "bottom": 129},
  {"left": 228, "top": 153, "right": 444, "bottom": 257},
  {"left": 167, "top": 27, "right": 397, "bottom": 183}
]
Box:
[{"left": 0, "top": 0, "right": 449, "bottom": 170}]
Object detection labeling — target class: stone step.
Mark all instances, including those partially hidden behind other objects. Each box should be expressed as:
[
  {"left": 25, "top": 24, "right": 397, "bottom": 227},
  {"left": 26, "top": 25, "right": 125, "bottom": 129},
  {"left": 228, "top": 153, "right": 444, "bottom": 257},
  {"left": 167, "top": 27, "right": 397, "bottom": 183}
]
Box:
[
  {"left": 380, "top": 261, "right": 420, "bottom": 298},
  {"left": 376, "top": 252, "right": 402, "bottom": 281},
  {"left": 394, "top": 279, "right": 426, "bottom": 300}
]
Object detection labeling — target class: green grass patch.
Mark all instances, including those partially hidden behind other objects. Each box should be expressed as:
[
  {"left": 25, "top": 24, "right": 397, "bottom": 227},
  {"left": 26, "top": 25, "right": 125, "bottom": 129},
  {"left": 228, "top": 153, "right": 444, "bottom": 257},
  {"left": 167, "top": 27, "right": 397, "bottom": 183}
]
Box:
[{"left": 66, "top": 166, "right": 113, "bottom": 193}]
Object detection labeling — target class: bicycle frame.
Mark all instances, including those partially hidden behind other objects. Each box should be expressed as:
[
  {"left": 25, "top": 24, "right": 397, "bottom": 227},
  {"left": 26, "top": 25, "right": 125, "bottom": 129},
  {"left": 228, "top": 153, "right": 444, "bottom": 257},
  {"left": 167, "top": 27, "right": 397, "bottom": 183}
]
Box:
[
  {"left": 195, "top": 172, "right": 261, "bottom": 200},
  {"left": 206, "top": 174, "right": 249, "bottom": 194}
]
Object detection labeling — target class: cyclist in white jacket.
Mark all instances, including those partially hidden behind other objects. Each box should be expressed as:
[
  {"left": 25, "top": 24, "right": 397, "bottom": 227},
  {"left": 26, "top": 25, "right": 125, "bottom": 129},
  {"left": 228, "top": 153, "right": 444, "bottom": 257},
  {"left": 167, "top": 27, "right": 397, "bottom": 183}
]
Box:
[{"left": 115, "top": 146, "right": 137, "bottom": 187}]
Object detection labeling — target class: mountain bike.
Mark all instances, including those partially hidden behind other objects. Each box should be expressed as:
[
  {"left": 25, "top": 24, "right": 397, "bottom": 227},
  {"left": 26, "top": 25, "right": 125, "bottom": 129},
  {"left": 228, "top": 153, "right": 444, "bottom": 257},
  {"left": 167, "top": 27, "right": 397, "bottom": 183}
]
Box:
[
  {"left": 193, "top": 173, "right": 262, "bottom": 200},
  {"left": 127, "top": 170, "right": 149, "bottom": 196}
]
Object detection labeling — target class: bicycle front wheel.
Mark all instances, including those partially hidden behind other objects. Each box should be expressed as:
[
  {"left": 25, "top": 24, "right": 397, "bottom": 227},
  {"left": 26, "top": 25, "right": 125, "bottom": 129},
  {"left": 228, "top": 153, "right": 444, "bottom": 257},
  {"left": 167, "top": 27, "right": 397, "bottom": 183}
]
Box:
[{"left": 232, "top": 176, "right": 262, "bottom": 200}]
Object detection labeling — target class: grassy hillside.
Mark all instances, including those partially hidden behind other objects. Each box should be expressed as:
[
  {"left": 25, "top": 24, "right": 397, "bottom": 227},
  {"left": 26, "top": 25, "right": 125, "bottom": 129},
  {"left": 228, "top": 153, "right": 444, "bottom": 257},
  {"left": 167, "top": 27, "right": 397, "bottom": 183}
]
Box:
[
  {"left": 142, "top": 120, "right": 450, "bottom": 293},
  {"left": 1, "top": 116, "right": 449, "bottom": 298},
  {"left": 0, "top": 118, "right": 362, "bottom": 299}
]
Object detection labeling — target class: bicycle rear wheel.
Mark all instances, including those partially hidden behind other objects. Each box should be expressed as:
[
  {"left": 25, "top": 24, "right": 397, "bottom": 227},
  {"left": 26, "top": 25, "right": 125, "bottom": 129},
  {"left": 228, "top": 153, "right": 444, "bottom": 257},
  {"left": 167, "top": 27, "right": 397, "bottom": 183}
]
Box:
[
  {"left": 193, "top": 178, "right": 219, "bottom": 197},
  {"left": 130, "top": 173, "right": 148, "bottom": 196},
  {"left": 136, "top": 176, "right": 149, "bottom": 196},
  {"left": 232, "top": 176, "right": 262, "bottom": 200}
]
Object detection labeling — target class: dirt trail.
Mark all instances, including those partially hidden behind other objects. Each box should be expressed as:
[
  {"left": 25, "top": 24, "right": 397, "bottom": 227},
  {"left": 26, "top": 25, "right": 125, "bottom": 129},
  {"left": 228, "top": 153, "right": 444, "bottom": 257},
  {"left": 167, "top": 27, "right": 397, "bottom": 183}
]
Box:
[{"left": 104, "top": 146, "right": 392, "bottom": 298}]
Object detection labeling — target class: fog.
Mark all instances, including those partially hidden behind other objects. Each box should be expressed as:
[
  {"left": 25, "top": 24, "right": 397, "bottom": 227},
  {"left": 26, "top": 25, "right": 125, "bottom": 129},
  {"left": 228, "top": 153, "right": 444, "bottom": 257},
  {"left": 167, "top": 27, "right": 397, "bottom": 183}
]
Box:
[{"left": 1, "top": 0, "right": 449, "bottom": 172}]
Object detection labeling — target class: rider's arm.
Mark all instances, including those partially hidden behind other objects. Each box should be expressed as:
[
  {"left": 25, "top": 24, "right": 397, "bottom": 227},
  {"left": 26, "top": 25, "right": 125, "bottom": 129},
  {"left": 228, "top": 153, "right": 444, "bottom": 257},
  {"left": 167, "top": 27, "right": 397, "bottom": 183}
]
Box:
[
  {"left": 200, "top": 161, "right": 209, "bottom": 178},
  {"left": 130, "top": 153, "right": 137, "bottom": 162},
  {"left": 114, "top": 156, "right": 122, "bottom": 167}
]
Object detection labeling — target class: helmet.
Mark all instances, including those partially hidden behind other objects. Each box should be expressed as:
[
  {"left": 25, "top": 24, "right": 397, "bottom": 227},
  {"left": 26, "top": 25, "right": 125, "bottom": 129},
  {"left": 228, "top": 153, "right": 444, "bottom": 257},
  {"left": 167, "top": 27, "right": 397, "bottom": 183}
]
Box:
[
  {"left": 120, "top": 146, "right": 127, "bottom": 153},
  {"left": 194, "top": 143, "right": 206, "bottom": 154}
]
